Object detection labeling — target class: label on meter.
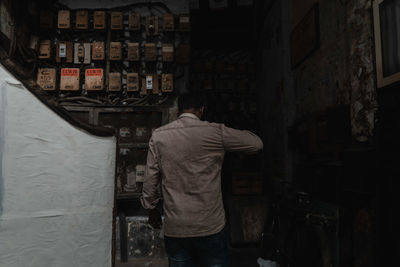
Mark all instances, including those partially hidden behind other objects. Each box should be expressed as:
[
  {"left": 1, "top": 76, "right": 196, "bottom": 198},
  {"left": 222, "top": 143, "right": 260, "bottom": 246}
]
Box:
[
  {"left": 60, "top": 68, "right": 80, "bottom": 91},
  {"left": 85, "top": 68, "right": 104, "bottom": 91},
  {"left": 37, "top": 68, "right": 56, "bottom": 91}
]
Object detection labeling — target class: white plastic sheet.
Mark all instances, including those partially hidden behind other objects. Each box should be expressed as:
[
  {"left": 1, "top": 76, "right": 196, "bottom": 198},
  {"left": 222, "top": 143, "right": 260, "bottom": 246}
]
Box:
[{"left": 0, "top": 65, "right": 116, "bottom": 267}]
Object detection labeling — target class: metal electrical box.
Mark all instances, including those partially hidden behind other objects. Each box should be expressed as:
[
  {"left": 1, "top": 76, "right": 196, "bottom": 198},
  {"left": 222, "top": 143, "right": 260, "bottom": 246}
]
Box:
[
  {"left": 142, "top": 75, "right": 158, "bottom": 94},
  {"left": 39, "top": 40, "right": 51, "bottom": 59},
  {"left": 60, "top": 68, "right": 80, "bottom": 91},
  {"left": 74, "top": 43, "right": 91, "bottom": 64},
  {"left": 75, "top": 10, "right": 88, "bottom": 29},
  {"left": 127, "top": 73, "right": 139, "bottom": 92},
  {"left": 163, "top": 14, "right": 174, "bottom": 32},
  {"left": 85, "top": 68, "right": 104, "bottom": 91},
  {"left": 146, "top": 16, "right": 158, "bottom": 36},
  {"left": 93, "top": 11, "right": 106, "bottom": 29},
  {"left": 92, "top": 41, "right": 105, "bottom": 60},
  {"left": 37, "top": 68, "right": 56, "bottom": 91},
  {"left": 178, "top": 15, "right": 190, "bottom": 32},
  {"left": 128, "top": 12, "right": 141, "bottom": 31},
  {"left": 144, "top": 43, "right": 157, "bottom": 62},
  {"left": 111, "top": 12, "right": 123, "bottom": 30},
  {"left": 56, "top": 41, "right": 73, "bottom": 63},
  {"left": 57, "top": 10, "right": 70, "bottom": 29},
  {"left": 110, "top": 42, "right": 122, "bottom": 60},
  {"left": 127, "top": 42, "right": 140, "bottom": 61},
  {"left": 161, "top": 74, "right": 173, "bottom": 92},
  {"left": 108, "top": 72, "right": 121, "bottom": 91},
  {"left": 40, "top": 10, "right": 53, "bottom": 28},
  {"left": 162, "top": 43, "right": 174, "bottom": 62}
]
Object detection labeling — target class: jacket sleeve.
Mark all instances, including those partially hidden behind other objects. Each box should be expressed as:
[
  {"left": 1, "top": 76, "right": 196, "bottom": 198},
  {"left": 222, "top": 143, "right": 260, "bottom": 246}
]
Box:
[
  {"left": 140, "top": 137, "right": 161, "bottom": 210},
  {"left": 221, "top": 124, "right": 263, "bottom": 154}
]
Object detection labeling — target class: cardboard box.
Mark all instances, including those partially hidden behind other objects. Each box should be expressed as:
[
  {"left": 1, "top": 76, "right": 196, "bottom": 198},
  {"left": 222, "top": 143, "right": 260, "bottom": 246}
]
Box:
[
  {"left": 163, "top": 14, "right": 175, "bottom": 32},
  {"left": 37, "top": 68, "right": 56, "bottom": 91},
  {"left": 146, "top": 16, "right": 159, "bottom": 35},
  {"left": 110, "top": 12, "right": 123, "bottom": 30},
  {"left": 92, "top": 41, "right": 105, "bottom": 60},
  {"left": 127, "top": 73, "right": 139, "bottom": 92},
  {"left": 128, "top": 12, "right": 141, "bottom": 31},
  {"left": 127, "top": 42, "right": 140, "bottom": 61},
  {"left": 108, "top": 72, "right": 121, "bottom": 91},
  {"left": 85, "top": 68, "right": 104, "bottom": 91},
  {"left": 39, "top": 40, "right": 51, "bottom": 59},
  {"left": 57, "top": 10, "right": 70, "bottom": 29},
  {"left": 144, "top": 43, "right": 157, "bottom": 62},
  {"left": 60, "top": 68, "right": 80, "bottom": 91},
  {"left": 75, "top": 10, "right": 88, "bottom": 29},
  {"left": 161, "top": 74, "right": 173, "bottom": 92},
  {"left": 109, "top": 42, "right": 122, "bottom": 60},
  {"left": 93, "top": 11, "right": 106, "bottom": 29},
  {"left": 162, "top": 43, "right": 174, "bottom": 62}
]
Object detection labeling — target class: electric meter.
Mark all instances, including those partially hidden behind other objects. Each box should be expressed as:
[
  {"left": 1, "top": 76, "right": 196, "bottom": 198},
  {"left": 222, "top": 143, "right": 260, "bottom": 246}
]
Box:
[{"left": 60, "top": 68, "right": 80, "bottom": 91}]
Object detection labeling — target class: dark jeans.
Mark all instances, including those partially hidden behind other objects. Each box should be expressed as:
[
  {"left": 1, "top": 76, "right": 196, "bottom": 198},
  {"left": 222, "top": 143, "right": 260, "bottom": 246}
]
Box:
[{"left": 164, "top": 228, "right": 229, "bottom": 267}]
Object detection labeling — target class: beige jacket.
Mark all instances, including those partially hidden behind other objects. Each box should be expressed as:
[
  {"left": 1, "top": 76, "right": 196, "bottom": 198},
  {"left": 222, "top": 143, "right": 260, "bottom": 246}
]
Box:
[{"left": 140, "top": 113, "right": 263, "bottom": 237}]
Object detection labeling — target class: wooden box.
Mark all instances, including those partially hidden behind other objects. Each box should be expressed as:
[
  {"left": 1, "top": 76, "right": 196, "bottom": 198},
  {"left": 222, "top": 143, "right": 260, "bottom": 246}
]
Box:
[
  {"left": 37, "top": 68, "right": 56, "bottom": 91},
  {"left": 75, "top": 10, "right": 88, "bottom": 29},
  {"left": 39, "top": 40, "right": 51, "bottom": 59},
  {"left": 162, "top": 43, "right": 174, "bottom": 62},
  {"left": 108, "top": 72, "right": 121, "bottom": 91},
  {"left": 57, "top": 10, "right": 70, "bottom": 29},
  {"left": 127, "top": 73, "right": 139, "bottom": 92},
  {"left": 128, "top": 12, "right": 141, "bottom": 31},
  {"left": 93, "top": 11, "right": 106, "bottom": 29},
  {"left": 127, "top": 42, "right": 140, "bottom": 61},
  {"left": 161, "top": 74, "right": 173, "bottom": 92},
  {"left": 85, "top": 68, "right": 104, "bottom": 91},
  {"left": 60, "top": 68, "right": 80, "bottom": 91},
  {"left": 109, "top": 42, "right": 122, "bottom": 60},
  {"left": 92, "top": 41, "right": 105, "bottom": 60},
  {"left": 146, "top": 16, "right": 159, "bottom": 35},
  {"left": 110, "top": 12, "right": 123, "bottom": 30},
  {"left": 163, "top": 14, "right": 175, "bottom": 32},
  {"left": 144, "top": 43, "right": 157, "bottom": 62}
]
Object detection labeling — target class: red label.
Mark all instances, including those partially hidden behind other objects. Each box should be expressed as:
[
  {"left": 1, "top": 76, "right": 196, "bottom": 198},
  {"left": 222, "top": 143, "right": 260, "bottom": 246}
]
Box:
[
  {"left": 85, "top": 69, "right": 103, "bottom": 76},
  {"left": 61, "top": 68, "right": 79, "bottom": 76}
]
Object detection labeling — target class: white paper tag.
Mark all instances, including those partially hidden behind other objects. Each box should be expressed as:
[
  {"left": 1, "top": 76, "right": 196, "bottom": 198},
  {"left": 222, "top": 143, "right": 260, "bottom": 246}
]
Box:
[{"left": 146, "top": 76, "right": 153, "bottom": 90}]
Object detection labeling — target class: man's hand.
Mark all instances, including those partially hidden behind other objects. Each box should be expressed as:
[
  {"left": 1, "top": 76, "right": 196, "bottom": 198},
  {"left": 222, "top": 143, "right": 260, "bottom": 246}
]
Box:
[{"left": 148, "top": 208, "right": 162, "bottom": 229}]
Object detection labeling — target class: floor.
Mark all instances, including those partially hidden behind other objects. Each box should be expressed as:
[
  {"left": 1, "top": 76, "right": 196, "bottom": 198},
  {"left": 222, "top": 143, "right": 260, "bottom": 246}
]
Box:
[{"left": 115, "top": 247, "right": 264, "bottom": 267}]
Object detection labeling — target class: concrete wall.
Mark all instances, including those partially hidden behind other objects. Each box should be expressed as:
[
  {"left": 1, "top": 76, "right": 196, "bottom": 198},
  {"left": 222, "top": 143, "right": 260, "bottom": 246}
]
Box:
[{"left": 257, "top": 0, "right": 377, "bottom": 183}]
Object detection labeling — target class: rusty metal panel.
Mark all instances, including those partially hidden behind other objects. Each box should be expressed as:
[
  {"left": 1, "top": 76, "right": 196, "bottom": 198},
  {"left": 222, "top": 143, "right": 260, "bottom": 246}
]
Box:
[
  {"left": 178, "top": 15, "right": 190, "bottom": 32},
  {"left": 127, "top": 73, "right": 139, "bottom": 92},
  {"left": 146, "top": 16, "right": 159, "bottom": 36},
  {"left": 92, "top": 41, "right": 105, "bottom": 61},
  {"left": 110, "top": 42, "right": 122, "bottom": 61},
  {"left": 93, "top": 11, "right": 106, "bottom": 29},
  {"left": 60, "top": 68, "right": 80, "bottom": 91},
  {"left": 144, "top": 43, "right": 157, "bottom": 62},
  {"left": 127, "top": 42, "right": 140, "bottom": 61},
  {"left": 163, "top": 14, "right": 175, "bottom": 32},
  {"left": 39, "top": 40, "right": 51, "bottom": 59},
  {"left": 57, "top": 10, "right": 70, "bottom": 29},
  {"left": 161, "top": 74, "right": 173, "bottom": 92},
  {"left": 111, "top": 12, "right": 123, "bottom": 30},
  {"left": 128, "top": 12, "right": 141, "bottom": 31},
  {"left": 37, "top": 68, "right": 56, "bottom": 91},
  {"left": 162, "top": 43, "right": 174, "bottom": 62},
  {"left": 141, "top": 75, "right": 158, "bottom": 95},
  {"left": 75, "top": 10, "right": 88, "bottom": 29},
  {"left": 85, "top": 68, "right": 104, "bottom": 91},
  {"left": 108, "top": 72, "right": 121, "bottom": 92}
]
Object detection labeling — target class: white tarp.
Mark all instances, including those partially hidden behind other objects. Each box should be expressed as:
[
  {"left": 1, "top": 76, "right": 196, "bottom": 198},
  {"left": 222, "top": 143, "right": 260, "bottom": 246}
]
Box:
[{"left": 0, "top": 65, "right": 116, "bottom": 267}]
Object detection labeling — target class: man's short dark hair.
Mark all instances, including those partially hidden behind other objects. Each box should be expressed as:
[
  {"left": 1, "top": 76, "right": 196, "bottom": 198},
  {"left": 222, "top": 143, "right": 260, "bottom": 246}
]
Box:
[{"left": 178, "top": 92, "right": 205, "bottom": 112}]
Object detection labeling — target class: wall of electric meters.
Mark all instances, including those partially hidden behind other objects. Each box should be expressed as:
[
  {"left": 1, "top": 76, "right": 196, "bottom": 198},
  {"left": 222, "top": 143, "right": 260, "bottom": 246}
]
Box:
[{"left": 34, "top": 5, "right": 190, "bottom": 106}]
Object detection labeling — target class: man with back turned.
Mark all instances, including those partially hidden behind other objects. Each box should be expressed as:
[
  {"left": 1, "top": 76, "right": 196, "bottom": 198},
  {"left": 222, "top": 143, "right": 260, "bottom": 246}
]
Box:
[{"left": 141, "top": 92, "right": 263, "bottom": 267}]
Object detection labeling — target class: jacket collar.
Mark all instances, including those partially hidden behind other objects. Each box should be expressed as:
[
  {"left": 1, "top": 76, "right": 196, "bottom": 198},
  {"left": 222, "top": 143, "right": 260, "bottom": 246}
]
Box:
[{"left": 179, "top": 113, "right": 200, "bottom": 120}]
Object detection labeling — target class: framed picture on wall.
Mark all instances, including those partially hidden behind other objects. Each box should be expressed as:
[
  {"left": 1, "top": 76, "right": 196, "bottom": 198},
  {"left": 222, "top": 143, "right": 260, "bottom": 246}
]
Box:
[
  {"left": 373, "top": 0, "right": 400, "bottom": 88},
  {"left": 290, "top": 3, "right": 320, "bottom": 69}
]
